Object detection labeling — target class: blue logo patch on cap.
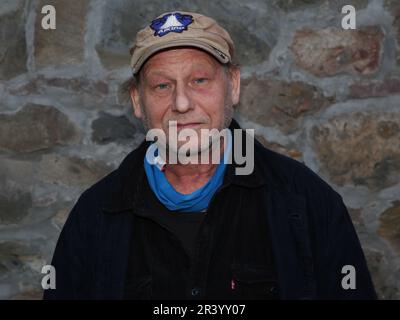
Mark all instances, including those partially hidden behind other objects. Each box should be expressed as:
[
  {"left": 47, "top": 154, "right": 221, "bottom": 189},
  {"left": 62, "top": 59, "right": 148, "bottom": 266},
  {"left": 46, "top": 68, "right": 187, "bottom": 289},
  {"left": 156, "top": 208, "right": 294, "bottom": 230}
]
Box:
[{"left": 150, "top": 12, "right": 194, "bottom": 37}]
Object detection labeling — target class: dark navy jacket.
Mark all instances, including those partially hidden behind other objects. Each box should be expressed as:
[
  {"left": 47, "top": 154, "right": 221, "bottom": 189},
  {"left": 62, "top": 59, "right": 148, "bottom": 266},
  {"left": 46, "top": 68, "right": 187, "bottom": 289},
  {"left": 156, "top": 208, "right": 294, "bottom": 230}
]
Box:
[{"left": 43, "top": 119, "right": 377, "bottom": 300}]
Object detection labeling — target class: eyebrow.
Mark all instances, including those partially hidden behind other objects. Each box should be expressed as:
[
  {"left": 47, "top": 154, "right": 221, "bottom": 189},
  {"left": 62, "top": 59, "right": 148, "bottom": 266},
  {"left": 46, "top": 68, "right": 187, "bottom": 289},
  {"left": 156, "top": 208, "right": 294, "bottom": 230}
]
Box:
[{"left": 144, "top": 63, "right": 217, "bottom": 79}]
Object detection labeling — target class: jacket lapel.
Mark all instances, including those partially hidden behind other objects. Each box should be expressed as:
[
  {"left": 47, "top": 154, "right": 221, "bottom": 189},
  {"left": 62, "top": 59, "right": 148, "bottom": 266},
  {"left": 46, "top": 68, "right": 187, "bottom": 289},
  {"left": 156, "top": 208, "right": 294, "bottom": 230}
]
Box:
[{"left": 93, "top": 142, "right": 149, "bottom": 299}]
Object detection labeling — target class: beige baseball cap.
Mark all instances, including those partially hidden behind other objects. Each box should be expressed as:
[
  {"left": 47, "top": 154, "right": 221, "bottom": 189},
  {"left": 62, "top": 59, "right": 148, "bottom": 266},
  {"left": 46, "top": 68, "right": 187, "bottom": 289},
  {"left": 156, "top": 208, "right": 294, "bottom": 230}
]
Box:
[{"left": 129, "top": 11, "right": 235, "bottom": 74}]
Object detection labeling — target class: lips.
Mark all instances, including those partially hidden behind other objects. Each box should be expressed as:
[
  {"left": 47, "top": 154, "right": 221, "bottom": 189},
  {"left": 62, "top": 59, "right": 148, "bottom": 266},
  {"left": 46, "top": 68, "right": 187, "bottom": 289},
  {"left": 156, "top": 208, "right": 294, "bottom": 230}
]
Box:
[{"left": 176, "top": 122, "right": 202, "bottom": 129}]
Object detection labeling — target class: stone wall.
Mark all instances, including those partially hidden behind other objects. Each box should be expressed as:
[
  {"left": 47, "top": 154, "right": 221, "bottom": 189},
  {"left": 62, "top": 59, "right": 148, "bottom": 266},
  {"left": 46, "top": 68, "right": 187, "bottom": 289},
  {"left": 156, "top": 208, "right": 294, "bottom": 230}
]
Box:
[{"left": 0, "top": 0, "right": 399, "bottom": 299}]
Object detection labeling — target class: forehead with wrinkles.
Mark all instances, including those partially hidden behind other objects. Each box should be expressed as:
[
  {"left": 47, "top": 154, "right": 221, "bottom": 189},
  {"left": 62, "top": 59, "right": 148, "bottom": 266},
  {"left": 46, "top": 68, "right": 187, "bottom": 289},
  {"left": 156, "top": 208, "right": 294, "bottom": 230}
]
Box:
[{"left": 140, "top": 47, "right": 224, "bottom": 81}]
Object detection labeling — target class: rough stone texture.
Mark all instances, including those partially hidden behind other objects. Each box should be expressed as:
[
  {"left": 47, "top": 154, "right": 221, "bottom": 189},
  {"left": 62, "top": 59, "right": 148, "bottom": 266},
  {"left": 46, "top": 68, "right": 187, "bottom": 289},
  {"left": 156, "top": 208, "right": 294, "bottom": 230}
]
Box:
[
  {"left": 0, "top": 242, "right": 40, "bottom": 278},
  {"left": 34, "top": 0, "right": 89, "bottom": 68},
  {"left": 273, "top": 0, "right": 325, "bottom": 11},
  {"left": 379, "top": 201, "right": 400, "bottom": 255},
  {"left": 0, "top": 104, "right": 81, "bottom": 153},
  {"left": 256, "top": 135, "right": 303, "bottom": 161},
  {"left": 364, "top": 247, "right": 400, "bottom": 299},
  {"left": 51, "top": 208, "right": 70, "bottom": 231},
  {"left": 0, "top": 0, "right": 27, "bottom": 79},
  {"left": 0, "top": 241, "right": 45, "bottom": 300},
  {"left": 9, "top": 290, "right": 43, "bottom": 300},
  {"left": 8, "top": 76, "right": 109, "bottom": 96},
  {"left": 237, "top": 76, "right": 334, "bottom": 134},
  {"left": 291, "top": 26, "right": 384, "bottom": 77},
  {"left": 38, "top": 154, "right": 111, "bottom": 187},
  {"left": 385, "top": 0, "right": 400, "bottom": 65},
  {"left": 275, "top": 0, "right": 369, "bottom": 11},
  {"left": 0, "top": 0, "right": 400, "bottom": 300},
  {"left": 95, "top": 49, "right": 130, "bottom": 71},
  {"left": 0, "top": 157, "right": 35, "bottom": 187},
  {"left": 96, "top": 0, "right": 277, "bottom": 69},
  {"left": 0, "top": 158, "right": 35, "bottom": 227},
  {"left": 91, "top": 112, "right": 137, "bottom": 145},
  {"left": 348, "top": 208, "right": 367, "bottom": 234},
  {"left": 349, "top": 78, "right": 400, "bottom": 99},
  {"left": 311, "top": 112, "right": 400, "bottom": 190},
  {"left": 273, "top": 0, "right": 369, "bottom": 12},
  {"left": 0, "top": 188, "right": 32, "bottom": 225},
  {"left": 196, "top": 2, "right": 276, "bottom": 66}
]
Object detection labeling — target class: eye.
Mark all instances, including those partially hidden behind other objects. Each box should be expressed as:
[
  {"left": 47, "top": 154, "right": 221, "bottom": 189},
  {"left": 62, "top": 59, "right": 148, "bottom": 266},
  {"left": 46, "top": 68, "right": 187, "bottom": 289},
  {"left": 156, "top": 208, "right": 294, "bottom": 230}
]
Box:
[
  {"left": 155, "top": 83, "right": 170, "bottom": 90},
  {"left": 193, "top": 78, "right": 208, "bottom": 85}
]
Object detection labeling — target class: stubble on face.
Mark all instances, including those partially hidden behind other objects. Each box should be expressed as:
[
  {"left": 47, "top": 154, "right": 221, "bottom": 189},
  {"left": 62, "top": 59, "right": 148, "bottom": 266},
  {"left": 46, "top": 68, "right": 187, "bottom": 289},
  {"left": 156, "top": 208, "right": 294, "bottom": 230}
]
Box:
[
  {"left": 135, "top": 54, "right": 236, "bottom": 159},
  {"left": 138, "top": 65, "right": 234, "bottom": 132}
]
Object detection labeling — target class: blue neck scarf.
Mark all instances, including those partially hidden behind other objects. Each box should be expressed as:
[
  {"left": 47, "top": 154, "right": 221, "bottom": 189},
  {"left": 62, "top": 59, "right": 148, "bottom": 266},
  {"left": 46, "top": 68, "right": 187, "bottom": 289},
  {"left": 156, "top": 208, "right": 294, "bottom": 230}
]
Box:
[{"left": 144, "top": 130, "right": 232, "bottom": 212}]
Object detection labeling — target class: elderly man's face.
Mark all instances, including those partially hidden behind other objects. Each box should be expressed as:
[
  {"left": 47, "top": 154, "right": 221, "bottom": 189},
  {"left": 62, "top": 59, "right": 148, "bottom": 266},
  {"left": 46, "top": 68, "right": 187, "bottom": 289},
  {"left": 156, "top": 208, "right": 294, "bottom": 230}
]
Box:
[{"left": 130, "top": 48, "right": 240, "bottom": 153}]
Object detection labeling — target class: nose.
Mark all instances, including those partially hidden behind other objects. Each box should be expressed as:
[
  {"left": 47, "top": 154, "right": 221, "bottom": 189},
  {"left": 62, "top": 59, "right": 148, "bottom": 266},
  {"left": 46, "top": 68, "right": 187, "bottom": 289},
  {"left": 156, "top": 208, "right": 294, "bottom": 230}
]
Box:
[{"left": 173, "top": 82, "right": 193, "bottom": 113}]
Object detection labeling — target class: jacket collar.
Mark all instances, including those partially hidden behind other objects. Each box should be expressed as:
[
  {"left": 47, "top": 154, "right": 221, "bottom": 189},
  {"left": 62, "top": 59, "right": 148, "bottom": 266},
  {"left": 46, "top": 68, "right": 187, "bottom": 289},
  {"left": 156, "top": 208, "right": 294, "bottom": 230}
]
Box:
[
  {"left": 102, "top": 118, "right": 269, "bottom": 214},
  {"left": 225, "top": 118, "right": 266, "bottom": 189}
]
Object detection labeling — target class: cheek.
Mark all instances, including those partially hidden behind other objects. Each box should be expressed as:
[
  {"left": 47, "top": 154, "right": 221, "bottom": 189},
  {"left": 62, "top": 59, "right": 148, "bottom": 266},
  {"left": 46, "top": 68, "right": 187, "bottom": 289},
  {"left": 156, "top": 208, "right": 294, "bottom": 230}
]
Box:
[
  {"left": 194, "top": 88, "right": 228, "bottom": 119},
  {"left": 142, "top": 95, "right": 170, "bottom": 124}
]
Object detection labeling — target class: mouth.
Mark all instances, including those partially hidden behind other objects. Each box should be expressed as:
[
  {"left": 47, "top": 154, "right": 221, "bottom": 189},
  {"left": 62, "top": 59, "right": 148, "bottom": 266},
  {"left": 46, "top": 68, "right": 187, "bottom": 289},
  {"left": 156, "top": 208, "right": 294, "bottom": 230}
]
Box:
[{"left": 176, "top": 122, "right": 203, "bottom": 129}]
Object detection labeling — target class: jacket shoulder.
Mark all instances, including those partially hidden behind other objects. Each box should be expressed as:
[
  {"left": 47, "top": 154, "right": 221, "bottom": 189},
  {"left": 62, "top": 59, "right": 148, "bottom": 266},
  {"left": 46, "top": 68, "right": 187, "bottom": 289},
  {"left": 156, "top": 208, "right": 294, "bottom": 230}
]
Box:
[
  {"left": 74, "top": 142, "right": 146, "bottom": 210},
  {"left": 255, "top": 141, "right": 340, "bottom": 199}
]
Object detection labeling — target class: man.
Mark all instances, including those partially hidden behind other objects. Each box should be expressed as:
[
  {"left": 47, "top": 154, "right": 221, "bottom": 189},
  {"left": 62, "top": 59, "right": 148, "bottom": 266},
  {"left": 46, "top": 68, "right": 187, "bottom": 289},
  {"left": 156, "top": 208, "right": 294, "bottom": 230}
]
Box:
[{"left": 44, "top": 11, "right": 376, "bottom": 300}]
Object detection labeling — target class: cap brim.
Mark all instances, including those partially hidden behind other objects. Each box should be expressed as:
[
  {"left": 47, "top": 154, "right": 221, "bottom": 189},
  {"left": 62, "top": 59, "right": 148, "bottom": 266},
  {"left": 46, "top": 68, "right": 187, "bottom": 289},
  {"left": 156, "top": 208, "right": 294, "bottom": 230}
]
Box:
[{"left": 131, "top": 38, "right": 230, "bottom": 74}]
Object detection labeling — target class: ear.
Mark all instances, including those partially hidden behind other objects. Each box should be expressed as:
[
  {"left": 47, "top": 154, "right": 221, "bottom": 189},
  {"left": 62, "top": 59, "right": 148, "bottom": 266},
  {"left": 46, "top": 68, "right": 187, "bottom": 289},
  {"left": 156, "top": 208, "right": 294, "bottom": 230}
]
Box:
[
  {"left": 229, "top": 66, "right": 240, "bottom": 105},
  {"left": 130, "top": 85, "right": 142, "bottom": 119}
]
